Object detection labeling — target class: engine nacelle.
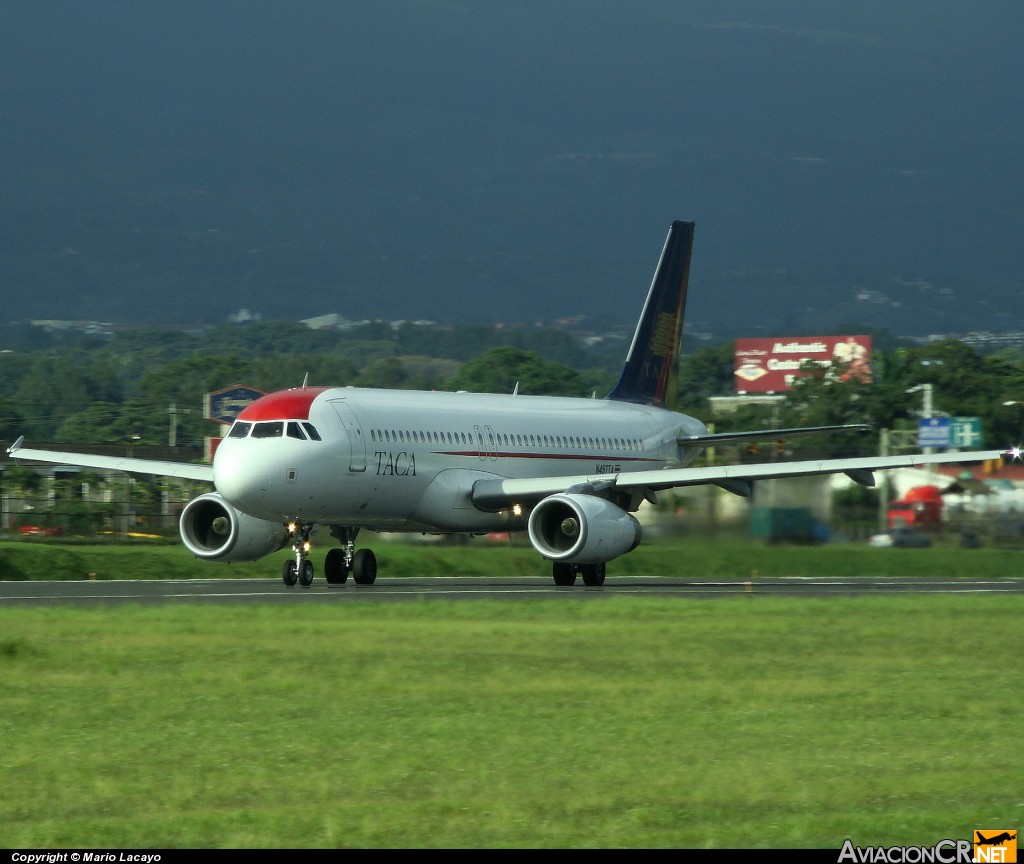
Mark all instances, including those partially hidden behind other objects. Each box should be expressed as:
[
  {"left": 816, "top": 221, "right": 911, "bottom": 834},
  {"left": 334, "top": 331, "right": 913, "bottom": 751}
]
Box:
[
  {"left": 179, "top": 492, "right": 290, "bottom": 563},
  {"left": 527, "top": 493, "right": 641, "bottom": 564}
]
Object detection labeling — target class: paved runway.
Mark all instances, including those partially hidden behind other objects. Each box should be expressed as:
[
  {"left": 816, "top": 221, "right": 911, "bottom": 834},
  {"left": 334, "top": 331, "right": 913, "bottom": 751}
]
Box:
[{"left": 2, "top": 575, "right": 1024, "bottom": 606}]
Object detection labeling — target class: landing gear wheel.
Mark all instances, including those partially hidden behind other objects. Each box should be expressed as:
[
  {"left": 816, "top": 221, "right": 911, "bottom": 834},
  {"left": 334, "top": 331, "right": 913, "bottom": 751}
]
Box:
[
  {"left": 552, "top": 562, "right": 576, "bottom": 586},
  {"left": 581, "top": 562, "right": 606, "bottom": 587},
  {"left": 352, "top": 548, "right": 377, "bottom": 585},
  {"left": 298, "top": 559, "right": 315, "bottom": 587},
  {"left": 324, "top": 548, "right": 349, "bottom": 585},
  {"left": 282, "top": 560, "right": 298, "bottom": 587}
]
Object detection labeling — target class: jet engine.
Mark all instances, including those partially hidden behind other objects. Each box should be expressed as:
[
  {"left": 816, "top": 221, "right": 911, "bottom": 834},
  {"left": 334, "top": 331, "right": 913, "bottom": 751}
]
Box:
[
  {"left": 179, "top": 492, "right": 290, "bottom": 563},
  {"left": 527, "top": 493, "right": 641, "bottom": 564}
]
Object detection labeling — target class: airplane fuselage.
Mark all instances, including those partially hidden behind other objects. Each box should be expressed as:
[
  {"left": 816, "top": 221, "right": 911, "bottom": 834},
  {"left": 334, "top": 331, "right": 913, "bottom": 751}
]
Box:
[{"left": 213, "top": 386, "right": 708, "bottom": 532}]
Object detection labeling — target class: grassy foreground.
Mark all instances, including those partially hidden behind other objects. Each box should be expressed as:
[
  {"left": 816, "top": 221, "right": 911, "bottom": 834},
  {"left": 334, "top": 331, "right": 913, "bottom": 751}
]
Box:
[
  {"left": 1, "top": 595, "right": 1021, "bottom": 848},
  {"left": 2, "top": 533, "right": 1023, "bottom": 580}
]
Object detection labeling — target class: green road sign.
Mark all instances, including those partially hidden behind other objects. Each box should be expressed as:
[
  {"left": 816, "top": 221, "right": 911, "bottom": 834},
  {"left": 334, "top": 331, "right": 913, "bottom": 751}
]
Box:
[{"left": 950, "top": 416, "right": 983, "bottom": 448}]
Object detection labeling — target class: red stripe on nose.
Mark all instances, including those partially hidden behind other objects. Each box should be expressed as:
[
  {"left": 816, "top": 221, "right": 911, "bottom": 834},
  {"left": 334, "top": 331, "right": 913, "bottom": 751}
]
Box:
[{"left": 238, "top": 387, "right": 330, "bottom": 421}]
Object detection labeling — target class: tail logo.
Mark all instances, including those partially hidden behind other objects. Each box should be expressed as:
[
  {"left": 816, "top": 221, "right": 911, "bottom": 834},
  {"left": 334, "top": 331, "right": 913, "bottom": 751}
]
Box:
[{"left": 651, "top": 312, "right": 679, "bottom": 357}]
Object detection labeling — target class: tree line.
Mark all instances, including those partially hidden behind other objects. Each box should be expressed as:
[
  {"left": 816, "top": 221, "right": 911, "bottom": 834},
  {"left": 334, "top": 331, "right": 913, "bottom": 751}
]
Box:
[
  {"left": 0, "top": 320, "right": 610, "bottom": 450},
  {"left": 2, "top": 319, "right": 1023, "bottom": 459}
]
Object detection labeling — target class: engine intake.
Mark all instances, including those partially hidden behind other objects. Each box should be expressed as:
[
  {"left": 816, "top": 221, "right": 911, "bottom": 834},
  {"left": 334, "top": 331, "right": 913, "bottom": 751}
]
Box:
[
  {"left": 527, "top": 493, "right": 641, "bottom": 564},
  {"left": 180, "top": 492, "right": 290, "bottom": 563}
]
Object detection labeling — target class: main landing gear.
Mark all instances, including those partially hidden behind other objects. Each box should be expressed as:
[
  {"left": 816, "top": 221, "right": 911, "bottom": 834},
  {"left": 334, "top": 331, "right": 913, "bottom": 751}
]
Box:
[
  {"left": 323, "top": 547, "right": 378, "bottom": 585},
  {"left": 323, "top": 527, "right": 377, "bottom": 586},
  {"left": 281, "top": 522, "right": 378, "bottom": 588},
  {"left": 551, "top": 561, "right": 606, "bottom": 587}
]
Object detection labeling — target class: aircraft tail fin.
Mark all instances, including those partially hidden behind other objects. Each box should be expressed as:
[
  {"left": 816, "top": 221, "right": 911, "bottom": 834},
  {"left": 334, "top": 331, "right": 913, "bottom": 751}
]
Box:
[{"left": 606, "top": 220, "right": 694, "bottom": 410}]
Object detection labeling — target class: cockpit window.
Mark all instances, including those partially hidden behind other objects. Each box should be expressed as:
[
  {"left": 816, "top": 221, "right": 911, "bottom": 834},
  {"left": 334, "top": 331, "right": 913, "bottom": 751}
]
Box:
[
  {"left": 251, "top": 422, "right": 284, "bottom": 439},
  {"left": 231, "top": 420, "right": 320, "bottom": 441}
]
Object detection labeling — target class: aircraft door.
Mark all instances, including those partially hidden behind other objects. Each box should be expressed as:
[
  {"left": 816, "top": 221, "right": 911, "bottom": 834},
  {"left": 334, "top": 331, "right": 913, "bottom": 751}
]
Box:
[
  {"left": 474, "top": 425, "right": 486, "bottom": 461},
  {"left": 484, "top": 424, "right": 497, "bottom": 462},
  {"left": 474, "top": 425, "right": 498, "bottom": 462},
  {"left": 330, "top": 400, "right": 367, "bottom": 472}
]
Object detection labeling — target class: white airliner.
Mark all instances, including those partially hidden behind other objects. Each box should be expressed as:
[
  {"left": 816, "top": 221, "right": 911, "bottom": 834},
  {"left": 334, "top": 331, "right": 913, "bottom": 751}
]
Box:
[{"left": 7, "top": 220, "right": 1004, "bottom": 587}]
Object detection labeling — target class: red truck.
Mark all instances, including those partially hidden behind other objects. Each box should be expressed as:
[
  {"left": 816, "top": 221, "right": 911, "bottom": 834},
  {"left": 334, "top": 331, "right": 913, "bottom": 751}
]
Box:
[{"left": 886, "top": 485, "right": 943, "bottom": 531}]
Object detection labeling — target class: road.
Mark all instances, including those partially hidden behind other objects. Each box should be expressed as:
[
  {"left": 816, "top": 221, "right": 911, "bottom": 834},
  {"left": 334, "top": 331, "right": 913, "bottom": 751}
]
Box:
[{"left": 2, "top": 575, "right": 1024, "bottom": 606}]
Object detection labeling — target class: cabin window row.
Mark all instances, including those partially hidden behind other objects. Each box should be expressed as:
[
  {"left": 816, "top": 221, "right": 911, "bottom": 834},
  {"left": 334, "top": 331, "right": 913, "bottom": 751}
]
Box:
[{"left": 369, "top": 428, "right": 644, "bottom": 451}]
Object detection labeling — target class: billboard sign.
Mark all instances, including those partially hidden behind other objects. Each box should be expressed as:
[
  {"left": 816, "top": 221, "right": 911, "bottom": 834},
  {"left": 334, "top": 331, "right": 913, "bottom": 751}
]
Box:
[
  {"left": 204, "top": 385, "right": 267, "bottom": 426},
  {"left": 734, "top": 335, "right": 872, "bottom": 393}
]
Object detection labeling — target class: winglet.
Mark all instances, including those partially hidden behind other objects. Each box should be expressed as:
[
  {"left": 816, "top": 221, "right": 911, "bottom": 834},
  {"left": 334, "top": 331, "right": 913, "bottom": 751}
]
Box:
[
  {"left": 7, "top": 435, "right": 24, "bottom": 455},
  {"left": 606, "top": 220, "right": 694, "bottom": 409}
]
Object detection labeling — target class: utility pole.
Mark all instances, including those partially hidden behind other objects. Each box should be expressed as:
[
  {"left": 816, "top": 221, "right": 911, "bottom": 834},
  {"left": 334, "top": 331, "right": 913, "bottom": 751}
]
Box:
[
  {"left": 878, "top": 428, "right": 889, "bottom": 531},
  {"left": 921, "top": 383, "right": 934, "bottom": 483},
  {"left": 168, "top": 402, "right": 178, "bottom": 448},
  {"left": 922, "top": 384, "right": 934, "bottom": 449},
  {"left": 705, "top": 422, "right": 717, "bottom": 536}
]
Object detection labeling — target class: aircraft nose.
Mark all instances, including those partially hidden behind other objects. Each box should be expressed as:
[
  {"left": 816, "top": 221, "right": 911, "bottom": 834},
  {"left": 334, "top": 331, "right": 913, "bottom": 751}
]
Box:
[{"left": 213, "top": 440, "right": 276, "bottom": 512}]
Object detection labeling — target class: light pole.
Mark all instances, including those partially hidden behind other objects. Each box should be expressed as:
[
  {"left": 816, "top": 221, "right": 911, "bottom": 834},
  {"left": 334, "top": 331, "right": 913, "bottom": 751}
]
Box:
[
  {"left": 907, "top": 383, "right": 937, "bottom": 484},
  {"left": 907, "top": 384, "right": 934, "bottom": 429},
  {"left": 1002, "top": 402, "right": 1023, "bottom": 462}
]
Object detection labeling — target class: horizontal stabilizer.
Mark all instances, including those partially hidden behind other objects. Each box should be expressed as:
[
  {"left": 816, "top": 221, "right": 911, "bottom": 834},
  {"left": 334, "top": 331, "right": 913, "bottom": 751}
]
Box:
[{"left": 679, "top": 423, "right": 873, "bottom": 449}]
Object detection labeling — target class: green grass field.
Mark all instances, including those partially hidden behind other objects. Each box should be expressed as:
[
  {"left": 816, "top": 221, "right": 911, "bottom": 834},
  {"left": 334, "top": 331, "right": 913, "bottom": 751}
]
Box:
[
  {"left": 2, "top": 533, "right": 1023, "bottom": 581},
  {"left": 1, "top": 538, "right": 1022, "bottom": 848}
]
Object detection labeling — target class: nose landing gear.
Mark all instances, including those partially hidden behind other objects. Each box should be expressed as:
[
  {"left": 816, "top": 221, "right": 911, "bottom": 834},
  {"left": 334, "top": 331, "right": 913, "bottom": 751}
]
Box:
[{"left": 282, "top": 521, "right": 317, "bottom": 588}]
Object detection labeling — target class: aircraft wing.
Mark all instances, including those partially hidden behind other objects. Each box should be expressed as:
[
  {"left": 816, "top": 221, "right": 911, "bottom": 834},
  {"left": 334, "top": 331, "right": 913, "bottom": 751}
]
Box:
[
  {"left": 471, "top": 449, "right": 1007, "bottom": 510},
  {"left": 6, "top": 437, "right": 214, "bottom": 483}
]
